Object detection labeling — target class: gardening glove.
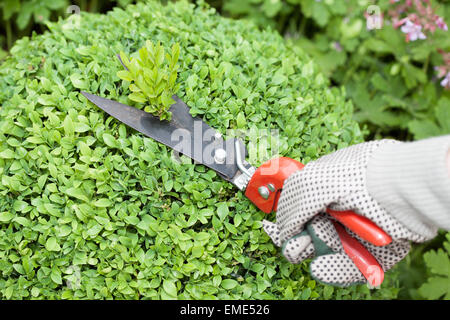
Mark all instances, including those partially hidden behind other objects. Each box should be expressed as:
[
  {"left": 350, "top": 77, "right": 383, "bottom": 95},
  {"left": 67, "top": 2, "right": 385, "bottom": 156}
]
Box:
[{"left": 262, "top": 140, "right": 437, "bottom": 287}]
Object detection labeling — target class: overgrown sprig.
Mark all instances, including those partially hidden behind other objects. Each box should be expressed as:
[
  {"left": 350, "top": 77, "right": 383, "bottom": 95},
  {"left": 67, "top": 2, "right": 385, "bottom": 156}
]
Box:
[{"left": 117, "top": 41, "right": 180, "bottom": 121}]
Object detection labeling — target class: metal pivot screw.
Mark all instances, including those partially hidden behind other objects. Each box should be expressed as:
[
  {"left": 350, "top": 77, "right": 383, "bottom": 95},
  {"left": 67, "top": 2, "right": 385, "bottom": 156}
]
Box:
[
  {"left": 258, "top": 186, "right": 270, "bottom": 200},
  {"left": 214, "top": 148, "right": 227, "bottom": 164},
  {"left": 267, "top": 183, "right": 275, "bottom": 192}
]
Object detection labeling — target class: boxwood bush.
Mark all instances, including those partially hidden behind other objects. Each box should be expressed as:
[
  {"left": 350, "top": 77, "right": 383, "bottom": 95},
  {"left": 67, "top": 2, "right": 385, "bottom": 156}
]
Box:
[{"left": 0, "top": 0, "right": 398, "bottom": 299}]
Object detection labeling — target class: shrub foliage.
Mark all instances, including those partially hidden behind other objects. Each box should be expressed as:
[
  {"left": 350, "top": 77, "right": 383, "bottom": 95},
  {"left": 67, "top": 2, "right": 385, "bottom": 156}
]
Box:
[{"left": 0, "top": 0, "right": 398, "bottom": 299}]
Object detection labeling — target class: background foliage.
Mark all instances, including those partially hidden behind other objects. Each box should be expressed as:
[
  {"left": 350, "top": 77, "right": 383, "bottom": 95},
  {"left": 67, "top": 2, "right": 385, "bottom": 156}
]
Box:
[
  {"left": 0, "top": 0, "right": 448, "bottom": 299},
  {"left": 211, "top": 0, "right": 450, "bottom": 141},
  {"left": 0, "top": 0, "right": 138, "bottom": 59}
]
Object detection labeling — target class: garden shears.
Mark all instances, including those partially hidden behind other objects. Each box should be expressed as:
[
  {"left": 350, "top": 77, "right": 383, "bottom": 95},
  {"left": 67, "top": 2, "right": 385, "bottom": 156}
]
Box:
[{"left": 81, "top": 82, "right": 391, "bottom": 288}]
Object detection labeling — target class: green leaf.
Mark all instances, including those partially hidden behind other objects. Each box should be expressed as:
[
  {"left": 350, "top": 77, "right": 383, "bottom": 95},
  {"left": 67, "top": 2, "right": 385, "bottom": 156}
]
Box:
[
  {"left": 2, "top": 0, "right": 20, "bottom": 20},
  {"left": 50, "top": 268, "right": 62, "bottom": 284},
  {"left": 171, "top": 42, "right": 180, "bottom": 66},
  {"left": 216, "top": 203, "right": 229, "bottom": 221},
  {"left": 164, "top": 180, "right": 173, "bottom": 192},
  {"left": 0, "top": 212, "right": 15, "bottom": 222},
  {"left": 232, "top": 85, "right": 250, "bottom": 100},
  {"left": 102, "top": 133, "right": 118, "bottom": 148},
  {"left": 221, "top": 279, "right": 238, "bottom": 290},
  {"left": 119, "top": 51, "right": 130, "bottom": 68},
  {"left": 191, "top": 245, "right": 204, "bottom": 258},
  {"left": 419, "top": 277, "right": 450, "bottom": 300},
  {"left": 236, "top": 112, "right": 246, "bottom": 129},
  {"left": 311, "top": 1, "right": 330, "bottom": 27},
  {"left": 93, "top": 199, "right": 112, "bottom": 207},
  {"left": 70, "top": 73, "right": 88, "bottom": 89},
  {"left": 262, "top": 0, "right": 281, "bottom": 17},
  {"left": 74, "top": 122, "right": 91, "bottom": 133},
  {"left": 301, "top": 288, "right": 311, "bottom": 299},
  {"left": 128, "top": 92, "right": 147, "bottom": 103},
  {"left": 272, "top": 73, "right": 287, "bottom": 86},
  {"left": 436, "top": 98, "right": 450, "bottom": 133},
  {"left": 124, "top": 216, "right": 140, "bottom": 225},
  {"left": 340, "top": 19, "right": 362, "bottom": 39},
  {"left": 45, "top": 237, "right": 61, "bottom": 252},
  {"left": 323, "top": 285, "right": 334, "bottom": 299},
  {"left": 65, "top": 187, "right": 89, "bottom": 202},
  {"left": 13, "top": 217, "right": 30, "bottom": 227},
  {"left": 117, "top": 70, "right": 133, "bottom": 82},
  {"left": 305, "top": 144, "right": 317, "bottom": 157},
  {"left": 0, "top": 149, "right": 15, "bottom": 159},
  {"left": 16, "top": 4, "right": 32, "bottom": 29},
  {"left": 63, "top": 116, "right": 74, "bottom": 136},
  {"left": 423, "top": 249, "right": 450, "bottom": 277},
  {"left": 408, "top": 120, "right": 441, "bottom": 140},
  {"left": 364, "top": 38, "right": 393, "bottom": 54},
  {"left": 87, "top": 224, "right": 102, "bottom": 237},
  {"left": 162, "top": 280, "right": 177, "bottom": 299}
]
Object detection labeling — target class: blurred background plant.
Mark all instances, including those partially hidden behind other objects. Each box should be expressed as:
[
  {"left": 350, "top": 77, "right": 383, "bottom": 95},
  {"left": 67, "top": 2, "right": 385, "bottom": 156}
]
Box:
[
  {"left": 0, "top": 0, "right": 137, "bottom": 59},
  {"left": 210, "top": 0, "right": 450, "bottom": 141},
  {"left": 0, "top": 0, "right": 449, "bottom": 299}
]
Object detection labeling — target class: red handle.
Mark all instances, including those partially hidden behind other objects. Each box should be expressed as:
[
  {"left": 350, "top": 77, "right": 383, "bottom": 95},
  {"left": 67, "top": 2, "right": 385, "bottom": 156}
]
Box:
[
  {"left": 333, "top": 221, "right": 384, "bottom": 287},
  {"left": 327, "top": 209, "right": 392, "bottom": 246}
]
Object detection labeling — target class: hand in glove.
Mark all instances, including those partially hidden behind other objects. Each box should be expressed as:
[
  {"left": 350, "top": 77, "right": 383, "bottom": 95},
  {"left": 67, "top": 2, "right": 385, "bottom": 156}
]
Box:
[{"left": 262, "top": 140, "right": 436, "bottom": 287}]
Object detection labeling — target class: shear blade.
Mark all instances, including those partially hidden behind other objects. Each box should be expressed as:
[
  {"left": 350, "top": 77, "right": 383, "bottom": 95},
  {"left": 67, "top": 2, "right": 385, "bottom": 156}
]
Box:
[{"left": 81, "top": 91, "right": 245, "bottom": 180}]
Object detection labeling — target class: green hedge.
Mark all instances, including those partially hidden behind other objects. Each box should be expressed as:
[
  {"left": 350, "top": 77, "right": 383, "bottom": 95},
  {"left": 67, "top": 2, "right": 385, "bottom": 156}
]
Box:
[{"left": 0, "top": 0, "right": 397, "bottom": 299}]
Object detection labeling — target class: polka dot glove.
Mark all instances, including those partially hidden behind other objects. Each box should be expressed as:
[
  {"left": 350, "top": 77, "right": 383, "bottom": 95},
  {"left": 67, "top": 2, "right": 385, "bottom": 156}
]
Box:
[{"left": 262, "top": 140, "right": 431, "bottom": 287}]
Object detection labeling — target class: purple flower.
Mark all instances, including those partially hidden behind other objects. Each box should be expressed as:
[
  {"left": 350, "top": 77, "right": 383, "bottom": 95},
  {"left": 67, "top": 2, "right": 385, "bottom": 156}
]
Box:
[
  {"left": 435, "top": 16, "right": 448, "bottom": 31},
  {"left": 400, "top": 19, "right": 426, "bottom": 41},
  {"left": 333, "top": 41, "right": 343, "bottom": 52},
  {"left": 440, "top": 72, "right": 450, "bottom": 88}
]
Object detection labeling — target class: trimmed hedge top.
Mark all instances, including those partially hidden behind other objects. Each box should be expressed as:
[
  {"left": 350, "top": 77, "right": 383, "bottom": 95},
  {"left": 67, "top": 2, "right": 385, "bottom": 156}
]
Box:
[{"left": 0, "top": 0, "right": 396, "bottom": 299}]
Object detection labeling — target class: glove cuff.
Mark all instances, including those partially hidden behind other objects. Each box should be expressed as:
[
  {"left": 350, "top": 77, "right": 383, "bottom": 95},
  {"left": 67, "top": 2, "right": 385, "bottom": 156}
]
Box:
[{"left": 366, "top": 136, "right": 450, "bottom": 239}]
